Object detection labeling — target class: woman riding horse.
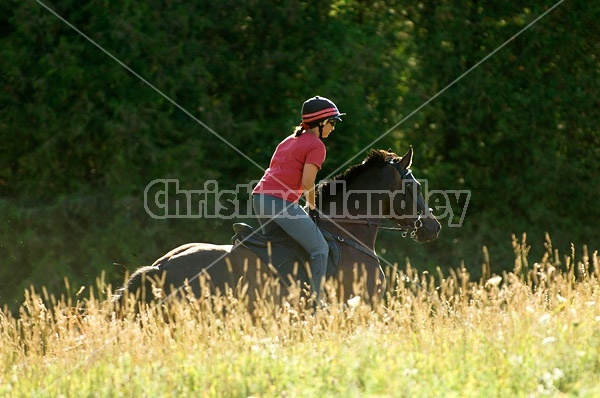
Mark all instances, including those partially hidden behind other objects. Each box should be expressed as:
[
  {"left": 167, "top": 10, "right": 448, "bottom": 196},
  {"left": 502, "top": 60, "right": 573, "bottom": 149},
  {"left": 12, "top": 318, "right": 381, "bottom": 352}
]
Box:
[
  {"left": 113, "top": 147, "right": 442, "bottom": 312},
  {"left": 252, "top": 96, "right": 344, "bottom": 304}
]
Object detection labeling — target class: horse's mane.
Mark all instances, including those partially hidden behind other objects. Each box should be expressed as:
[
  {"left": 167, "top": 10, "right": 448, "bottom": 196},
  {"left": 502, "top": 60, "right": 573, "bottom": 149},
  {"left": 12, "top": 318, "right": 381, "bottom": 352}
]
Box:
[{"left": 316, "top": 149, "right": 398, "bottom": 203}]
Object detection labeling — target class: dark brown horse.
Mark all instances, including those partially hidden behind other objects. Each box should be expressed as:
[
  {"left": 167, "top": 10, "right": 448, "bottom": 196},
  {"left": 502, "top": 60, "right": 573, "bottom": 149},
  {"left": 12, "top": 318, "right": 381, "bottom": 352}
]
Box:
[{"left": 113, "top": 147, "right": 441, "bottom": 309}]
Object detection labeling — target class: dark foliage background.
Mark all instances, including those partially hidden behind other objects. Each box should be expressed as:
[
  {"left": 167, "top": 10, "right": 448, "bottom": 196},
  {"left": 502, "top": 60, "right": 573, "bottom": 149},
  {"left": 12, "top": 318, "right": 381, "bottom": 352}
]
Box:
[{"left": 1, "top": 0, "right": 598, "bottom": 310}]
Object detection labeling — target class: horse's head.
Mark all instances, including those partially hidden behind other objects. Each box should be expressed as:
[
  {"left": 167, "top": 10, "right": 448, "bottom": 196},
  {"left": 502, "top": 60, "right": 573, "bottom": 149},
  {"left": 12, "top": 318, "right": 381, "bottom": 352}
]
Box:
[
  {"left": 386, "top": 147, "right": 441, "bottom": 242},
  {"left": 317, "top": 147, "right": 441, "bottom": 242}
]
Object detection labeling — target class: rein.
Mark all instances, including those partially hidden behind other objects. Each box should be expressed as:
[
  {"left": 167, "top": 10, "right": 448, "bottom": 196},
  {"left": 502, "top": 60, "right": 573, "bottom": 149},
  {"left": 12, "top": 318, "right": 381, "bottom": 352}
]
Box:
[
  {"left": 379, "top": 213, "right": 424, "bottom": 239},
  {"left": 316, "top": 214, "right": 423, "bottom": 262},
  {"left": 320, "top": 214, "right": 424, "bottom": 239}
]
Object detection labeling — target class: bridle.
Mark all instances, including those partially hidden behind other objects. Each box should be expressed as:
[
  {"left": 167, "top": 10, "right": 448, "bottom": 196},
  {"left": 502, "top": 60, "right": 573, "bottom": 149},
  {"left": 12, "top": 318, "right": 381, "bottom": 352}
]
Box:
[
  {"left": 320, "top": 213, "right": 424, "bottom": 240},
  {"left": 386, "top": 160, "right": 427, "bottom": 239},
  {"left": 318, "top": 160, "right": 426, "bottom": 241},
  {"left": 379, "top": 213, "right": 424, "bottom": 239}
]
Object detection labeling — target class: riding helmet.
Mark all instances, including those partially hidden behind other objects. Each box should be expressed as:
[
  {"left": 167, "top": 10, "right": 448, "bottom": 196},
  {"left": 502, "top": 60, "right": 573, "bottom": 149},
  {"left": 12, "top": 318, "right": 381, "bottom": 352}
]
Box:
[{"left": 301, "top": 96, "right": 345, "bottom": 126}]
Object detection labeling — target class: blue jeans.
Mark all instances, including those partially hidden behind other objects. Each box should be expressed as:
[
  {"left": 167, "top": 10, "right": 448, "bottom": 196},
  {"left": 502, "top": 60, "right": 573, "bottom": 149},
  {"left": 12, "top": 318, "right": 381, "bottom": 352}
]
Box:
[{"left": 252, "top": 194, "right": 328, "bottom": 258}]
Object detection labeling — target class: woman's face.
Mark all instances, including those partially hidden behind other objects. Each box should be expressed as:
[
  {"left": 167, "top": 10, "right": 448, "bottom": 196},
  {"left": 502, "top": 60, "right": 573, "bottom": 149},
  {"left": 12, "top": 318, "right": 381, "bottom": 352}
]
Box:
[{"left": 320, "top": 119, "right": 336, "bottom": 138}]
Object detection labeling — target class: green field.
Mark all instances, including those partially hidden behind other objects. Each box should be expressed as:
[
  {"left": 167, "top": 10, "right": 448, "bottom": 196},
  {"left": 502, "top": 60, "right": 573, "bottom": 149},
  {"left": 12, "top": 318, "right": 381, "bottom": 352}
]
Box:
[{"left": 1, "top": 238, "right": 599, "bottom": 398}]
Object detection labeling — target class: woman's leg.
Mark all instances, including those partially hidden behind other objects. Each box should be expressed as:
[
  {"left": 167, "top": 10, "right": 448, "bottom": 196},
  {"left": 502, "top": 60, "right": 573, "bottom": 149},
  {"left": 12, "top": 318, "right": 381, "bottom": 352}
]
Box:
[
  {"left": 253, "top": 194, "right": 327, "bottom": 254},
  {"left": 253, "top": 194, "right": 328, "bottom": 299}
]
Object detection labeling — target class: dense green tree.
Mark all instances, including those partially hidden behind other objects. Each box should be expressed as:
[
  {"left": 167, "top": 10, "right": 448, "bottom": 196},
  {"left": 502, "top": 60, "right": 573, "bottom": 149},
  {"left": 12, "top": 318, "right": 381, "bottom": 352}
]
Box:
[
  {"left": 397, "top": 0, "right": 599, "bottom": 270},
  {"left": 0, "top": 0, "right": 597, "bottom": 309}
]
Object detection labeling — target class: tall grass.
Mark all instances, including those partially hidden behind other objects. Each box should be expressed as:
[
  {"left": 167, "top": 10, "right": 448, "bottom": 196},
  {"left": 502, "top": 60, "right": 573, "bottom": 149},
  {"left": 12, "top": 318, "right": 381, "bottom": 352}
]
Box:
[{"left": 1, "top": 235, "right": 599, "bottom": 397}]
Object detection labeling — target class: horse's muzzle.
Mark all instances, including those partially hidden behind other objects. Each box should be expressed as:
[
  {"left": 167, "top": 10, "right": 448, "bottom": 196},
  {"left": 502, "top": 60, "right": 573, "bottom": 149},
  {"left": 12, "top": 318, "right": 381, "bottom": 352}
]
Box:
[{"left": 416, "top": 214, "right": 442, "bottom": 242}]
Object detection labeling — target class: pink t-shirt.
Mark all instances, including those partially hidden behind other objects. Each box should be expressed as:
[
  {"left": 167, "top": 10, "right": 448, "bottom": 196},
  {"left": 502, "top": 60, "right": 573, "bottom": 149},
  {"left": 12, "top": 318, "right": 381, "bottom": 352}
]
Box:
[{"left": 253, "top": 132, "right": 326, "bottom": 202}]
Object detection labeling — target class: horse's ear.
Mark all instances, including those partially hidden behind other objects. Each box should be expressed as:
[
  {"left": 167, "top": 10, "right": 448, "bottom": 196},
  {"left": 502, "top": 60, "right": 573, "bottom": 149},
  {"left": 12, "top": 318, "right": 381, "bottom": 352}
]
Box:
[{"left": 399, "top": 146, "right": 413, "bottom": 169}]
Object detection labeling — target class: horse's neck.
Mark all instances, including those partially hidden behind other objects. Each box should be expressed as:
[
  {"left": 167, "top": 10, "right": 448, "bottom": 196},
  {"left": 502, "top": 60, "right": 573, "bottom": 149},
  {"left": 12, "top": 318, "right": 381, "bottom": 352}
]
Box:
[{"left": 319, "top": 175, "right": 388, "bottom": 249}]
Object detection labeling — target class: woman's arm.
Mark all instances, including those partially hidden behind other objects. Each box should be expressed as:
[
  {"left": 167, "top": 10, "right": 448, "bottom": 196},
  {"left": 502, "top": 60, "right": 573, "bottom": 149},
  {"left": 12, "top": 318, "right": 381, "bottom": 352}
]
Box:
[{"left": 301, "top": 163, "right": 319, "bottom": 210}]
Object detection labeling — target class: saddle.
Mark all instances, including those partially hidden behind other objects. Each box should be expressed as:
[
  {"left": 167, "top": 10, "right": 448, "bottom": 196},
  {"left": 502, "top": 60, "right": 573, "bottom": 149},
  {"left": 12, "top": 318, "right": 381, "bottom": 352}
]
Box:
[{"left": 231, "top": 223, "right": 341, "bottom": 287}]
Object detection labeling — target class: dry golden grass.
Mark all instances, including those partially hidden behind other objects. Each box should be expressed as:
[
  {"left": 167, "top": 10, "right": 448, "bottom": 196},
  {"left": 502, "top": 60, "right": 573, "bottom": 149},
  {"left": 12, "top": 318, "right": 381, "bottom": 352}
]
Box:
[{"left": 1, "top": 235, "right": 599, "bottom": 397}]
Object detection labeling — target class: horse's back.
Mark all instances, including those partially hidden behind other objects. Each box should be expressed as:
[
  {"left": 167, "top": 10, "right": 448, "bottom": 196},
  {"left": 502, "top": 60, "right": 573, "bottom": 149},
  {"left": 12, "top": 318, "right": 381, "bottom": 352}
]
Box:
[
  {"left": 152, "top": 242, "right": 264, "bottom": 295},
  {"left": 151, "top": 243, "right": 232, "bottom": 267}
]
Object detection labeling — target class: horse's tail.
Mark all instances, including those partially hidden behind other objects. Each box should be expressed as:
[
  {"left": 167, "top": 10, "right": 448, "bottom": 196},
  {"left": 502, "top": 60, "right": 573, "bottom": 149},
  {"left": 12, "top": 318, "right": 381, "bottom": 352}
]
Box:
[{"left": 111, "top": 265, "right": 164, "bottom": 306}]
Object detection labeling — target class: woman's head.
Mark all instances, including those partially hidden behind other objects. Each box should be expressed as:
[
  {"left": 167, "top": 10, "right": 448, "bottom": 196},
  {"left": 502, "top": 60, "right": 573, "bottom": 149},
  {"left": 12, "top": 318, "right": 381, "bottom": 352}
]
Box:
[{"left": 301, "top": 96, "right": 345, "bottom": 128}]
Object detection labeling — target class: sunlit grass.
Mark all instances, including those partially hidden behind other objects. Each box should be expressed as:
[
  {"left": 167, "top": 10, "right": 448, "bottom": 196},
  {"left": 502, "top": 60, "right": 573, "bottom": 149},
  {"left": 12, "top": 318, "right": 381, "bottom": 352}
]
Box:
[{"left": 1, "top": 235, "right": 599, "bottom": 397}]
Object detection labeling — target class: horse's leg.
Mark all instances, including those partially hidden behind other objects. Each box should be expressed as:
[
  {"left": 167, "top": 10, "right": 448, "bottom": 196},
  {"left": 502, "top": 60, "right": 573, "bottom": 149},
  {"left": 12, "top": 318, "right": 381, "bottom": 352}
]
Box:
[
  {"left": 336, "top": 259, "right": 385, "bottom": 305},
  {"left": 368, "top": 265, "right": 386, "bottom": 303},
  {"left": 225, "top": 246, "right": 288, "bottom": 312}
]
